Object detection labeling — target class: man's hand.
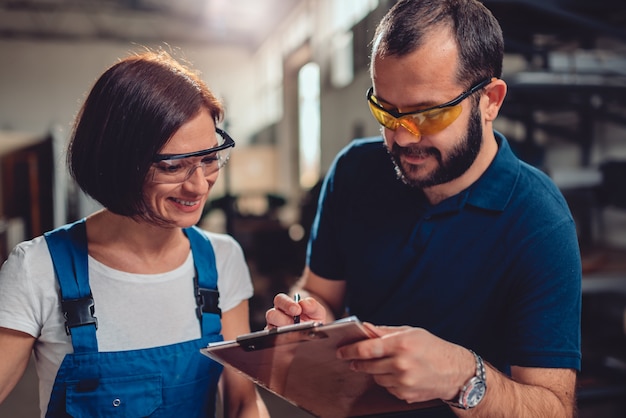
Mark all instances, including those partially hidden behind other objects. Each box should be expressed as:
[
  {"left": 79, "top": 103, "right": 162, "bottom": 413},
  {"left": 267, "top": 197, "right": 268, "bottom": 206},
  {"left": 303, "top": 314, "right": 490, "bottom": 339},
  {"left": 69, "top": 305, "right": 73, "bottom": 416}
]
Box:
[
  {"left": 336, "top": 325, "right": 475, "bottom": 404},
  {"left": 265, "top": 293, "right": 327, "bottom": 328}
]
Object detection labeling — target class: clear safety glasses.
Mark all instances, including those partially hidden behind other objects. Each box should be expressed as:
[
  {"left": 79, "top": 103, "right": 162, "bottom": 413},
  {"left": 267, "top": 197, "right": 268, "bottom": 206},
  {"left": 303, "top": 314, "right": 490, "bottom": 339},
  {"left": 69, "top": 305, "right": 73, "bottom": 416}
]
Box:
[
  {"left": 151, "top": 127, "right": 235, "bottom": 184},
  {"left": 366, "top": 78, "right": 493, "bottom": 137}
]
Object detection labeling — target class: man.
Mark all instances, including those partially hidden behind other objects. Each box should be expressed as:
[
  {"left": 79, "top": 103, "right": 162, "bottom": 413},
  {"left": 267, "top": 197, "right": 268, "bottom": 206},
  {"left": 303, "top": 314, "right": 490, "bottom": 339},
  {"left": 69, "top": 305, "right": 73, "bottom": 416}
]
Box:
[{"left": 267, "top": 0, "right": 581, "bottom": 417}]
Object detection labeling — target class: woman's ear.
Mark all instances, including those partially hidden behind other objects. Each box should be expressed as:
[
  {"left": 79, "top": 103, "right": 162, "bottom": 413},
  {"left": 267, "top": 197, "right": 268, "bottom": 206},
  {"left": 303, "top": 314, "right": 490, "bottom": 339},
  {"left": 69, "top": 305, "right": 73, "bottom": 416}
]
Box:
[{"left": 483, "top": 78, "right": 507, "bottom": 122}]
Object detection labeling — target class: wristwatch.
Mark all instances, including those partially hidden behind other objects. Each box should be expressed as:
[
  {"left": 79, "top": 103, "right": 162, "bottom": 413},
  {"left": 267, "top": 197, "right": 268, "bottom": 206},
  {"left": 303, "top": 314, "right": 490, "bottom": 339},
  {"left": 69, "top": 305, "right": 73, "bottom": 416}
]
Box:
[{"left": 446, "top": 350, "right": 487, "bottom": 409}]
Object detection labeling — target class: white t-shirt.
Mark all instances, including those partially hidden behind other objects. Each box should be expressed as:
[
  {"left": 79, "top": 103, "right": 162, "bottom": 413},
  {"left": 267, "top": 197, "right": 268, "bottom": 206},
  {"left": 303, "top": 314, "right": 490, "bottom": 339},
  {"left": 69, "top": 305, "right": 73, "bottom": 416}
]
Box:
[{"left": 0, "top": 229, "right": 253, "bottom": 416}]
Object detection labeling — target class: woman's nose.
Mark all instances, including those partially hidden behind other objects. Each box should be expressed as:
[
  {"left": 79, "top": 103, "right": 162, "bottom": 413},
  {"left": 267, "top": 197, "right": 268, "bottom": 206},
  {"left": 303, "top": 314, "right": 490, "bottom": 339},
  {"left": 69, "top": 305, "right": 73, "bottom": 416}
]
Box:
[{"left": 182, "top": 165, "right": 210, "bottom": 191}]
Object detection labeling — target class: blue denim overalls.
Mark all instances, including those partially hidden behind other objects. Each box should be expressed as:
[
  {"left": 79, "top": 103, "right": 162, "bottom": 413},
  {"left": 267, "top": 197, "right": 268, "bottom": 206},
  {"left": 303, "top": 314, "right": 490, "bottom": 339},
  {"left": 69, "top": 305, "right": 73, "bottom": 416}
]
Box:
[{"left": 43, "top": 219, "right": 224, "bottom": 417}]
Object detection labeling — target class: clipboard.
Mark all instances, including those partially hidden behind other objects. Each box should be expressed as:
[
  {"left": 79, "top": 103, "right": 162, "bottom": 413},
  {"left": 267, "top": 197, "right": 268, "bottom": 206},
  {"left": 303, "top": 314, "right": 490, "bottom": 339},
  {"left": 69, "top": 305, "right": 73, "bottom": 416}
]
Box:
[{"left": 201, "top": 316, "right": 441, "bottom": 418}]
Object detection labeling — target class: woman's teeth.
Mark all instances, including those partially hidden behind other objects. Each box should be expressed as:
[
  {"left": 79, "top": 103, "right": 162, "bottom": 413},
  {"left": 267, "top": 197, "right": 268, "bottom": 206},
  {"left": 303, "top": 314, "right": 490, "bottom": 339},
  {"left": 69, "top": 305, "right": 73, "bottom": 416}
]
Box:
[{"left": 172, "top": 198, "right": 197, "bottom": 206}]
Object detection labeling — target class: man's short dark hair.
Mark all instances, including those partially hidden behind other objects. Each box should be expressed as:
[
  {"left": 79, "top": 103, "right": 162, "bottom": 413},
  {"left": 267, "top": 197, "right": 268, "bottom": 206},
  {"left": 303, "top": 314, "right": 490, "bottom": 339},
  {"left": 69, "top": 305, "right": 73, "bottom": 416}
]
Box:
[{"left": 371, "top": 0, "right": 504, "bottom": 88}]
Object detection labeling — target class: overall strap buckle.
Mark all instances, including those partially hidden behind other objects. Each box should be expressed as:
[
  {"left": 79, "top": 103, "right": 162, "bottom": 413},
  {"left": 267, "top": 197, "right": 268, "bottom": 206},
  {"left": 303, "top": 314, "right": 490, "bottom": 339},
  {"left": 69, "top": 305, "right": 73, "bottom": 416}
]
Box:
[
  {"left": 196, "top": 288, "right": 222, "bottom": 319},
  {"left": 62, "top": 295, "right": 98, "bottom": 335}
]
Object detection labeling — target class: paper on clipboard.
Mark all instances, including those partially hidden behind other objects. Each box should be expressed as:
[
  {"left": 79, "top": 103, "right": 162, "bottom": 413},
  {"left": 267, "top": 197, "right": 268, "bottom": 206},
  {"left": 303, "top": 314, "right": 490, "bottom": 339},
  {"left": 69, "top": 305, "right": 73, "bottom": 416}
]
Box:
[{"left": 201, "top": 316, "right": 440, "bottom": 418}]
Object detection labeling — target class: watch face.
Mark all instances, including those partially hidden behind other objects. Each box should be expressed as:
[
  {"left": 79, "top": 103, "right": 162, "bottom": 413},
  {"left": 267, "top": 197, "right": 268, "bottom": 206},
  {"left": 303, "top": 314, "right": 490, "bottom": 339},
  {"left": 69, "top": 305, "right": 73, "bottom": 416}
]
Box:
[{"left": 464, "top": 379, "right": 486, "bottom": 408}]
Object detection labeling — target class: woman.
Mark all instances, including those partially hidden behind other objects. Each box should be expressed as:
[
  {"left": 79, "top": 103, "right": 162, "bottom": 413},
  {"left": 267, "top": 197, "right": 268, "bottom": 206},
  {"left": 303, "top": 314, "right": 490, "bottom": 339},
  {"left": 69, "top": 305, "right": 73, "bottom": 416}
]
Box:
[{"left": 0, "top": 50, "right": 269, "bottom": 417}]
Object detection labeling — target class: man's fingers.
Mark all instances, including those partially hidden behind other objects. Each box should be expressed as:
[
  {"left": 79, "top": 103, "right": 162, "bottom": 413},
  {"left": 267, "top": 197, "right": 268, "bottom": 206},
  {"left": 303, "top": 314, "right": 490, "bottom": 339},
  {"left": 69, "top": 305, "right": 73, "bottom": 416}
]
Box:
[
  {"left": 299, "top": 297, "right": 326, "bottom": 322},
  {"left": 338, "top": 337, "right": 386, "bottom": 360}
]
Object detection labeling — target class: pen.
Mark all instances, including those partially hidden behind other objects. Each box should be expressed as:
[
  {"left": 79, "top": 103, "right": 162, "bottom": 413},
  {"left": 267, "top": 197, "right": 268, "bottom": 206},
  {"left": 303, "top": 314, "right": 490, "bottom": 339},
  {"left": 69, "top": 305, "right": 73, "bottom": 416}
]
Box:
[{"left": 293, "top": 293, "right": 301, "bottom": 324}]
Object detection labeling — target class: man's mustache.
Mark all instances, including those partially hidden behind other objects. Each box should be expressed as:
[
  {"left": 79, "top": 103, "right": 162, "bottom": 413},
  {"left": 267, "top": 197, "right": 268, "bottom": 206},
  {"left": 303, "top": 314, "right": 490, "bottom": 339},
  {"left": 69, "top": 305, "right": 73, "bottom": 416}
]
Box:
[{"left": 392, "top": 144, "right": 441, "bottom": 160}]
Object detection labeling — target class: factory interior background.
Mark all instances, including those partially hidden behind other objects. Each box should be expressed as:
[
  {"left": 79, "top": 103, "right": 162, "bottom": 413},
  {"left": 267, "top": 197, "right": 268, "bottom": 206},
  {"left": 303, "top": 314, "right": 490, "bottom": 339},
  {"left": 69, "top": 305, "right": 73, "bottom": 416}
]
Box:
[{"left": 0, "top": 0, "right": 625, "bottom": 416}]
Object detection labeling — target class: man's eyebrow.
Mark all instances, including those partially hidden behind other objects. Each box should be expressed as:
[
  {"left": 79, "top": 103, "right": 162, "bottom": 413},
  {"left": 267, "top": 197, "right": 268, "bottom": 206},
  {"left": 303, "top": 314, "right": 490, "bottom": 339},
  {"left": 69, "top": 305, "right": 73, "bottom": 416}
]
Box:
[{"left": 376, "top": 94, "right": 437, "bottom": 112}]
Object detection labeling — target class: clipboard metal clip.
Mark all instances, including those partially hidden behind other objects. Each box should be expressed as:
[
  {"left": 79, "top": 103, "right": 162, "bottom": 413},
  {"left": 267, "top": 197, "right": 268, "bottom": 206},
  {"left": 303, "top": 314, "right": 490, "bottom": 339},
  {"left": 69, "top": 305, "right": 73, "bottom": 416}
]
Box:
[{"left": 237, "top": 322, "right": 328, "bottom": 351}]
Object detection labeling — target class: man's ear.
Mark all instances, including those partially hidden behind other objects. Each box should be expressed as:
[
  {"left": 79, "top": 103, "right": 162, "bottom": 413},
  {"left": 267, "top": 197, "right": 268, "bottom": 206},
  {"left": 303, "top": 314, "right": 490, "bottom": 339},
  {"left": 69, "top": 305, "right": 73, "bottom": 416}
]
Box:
[{"left": 483, "top": 79, "right": 507, "bottom": 122}]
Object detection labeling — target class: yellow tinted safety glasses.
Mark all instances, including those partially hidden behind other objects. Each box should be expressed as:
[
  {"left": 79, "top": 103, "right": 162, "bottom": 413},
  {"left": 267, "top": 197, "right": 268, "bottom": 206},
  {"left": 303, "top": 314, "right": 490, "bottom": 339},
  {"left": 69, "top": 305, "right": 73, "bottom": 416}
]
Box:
[{"left": 366, "top": 78, "right": 493, "bottom": 137}]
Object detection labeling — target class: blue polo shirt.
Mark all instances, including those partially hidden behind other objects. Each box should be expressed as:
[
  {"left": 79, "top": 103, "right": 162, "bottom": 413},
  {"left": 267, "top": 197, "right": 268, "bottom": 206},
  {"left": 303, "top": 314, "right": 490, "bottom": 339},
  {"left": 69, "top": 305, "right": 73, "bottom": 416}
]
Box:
[{"left": 308, "top": 133, "right": 581, "bottom": 378}]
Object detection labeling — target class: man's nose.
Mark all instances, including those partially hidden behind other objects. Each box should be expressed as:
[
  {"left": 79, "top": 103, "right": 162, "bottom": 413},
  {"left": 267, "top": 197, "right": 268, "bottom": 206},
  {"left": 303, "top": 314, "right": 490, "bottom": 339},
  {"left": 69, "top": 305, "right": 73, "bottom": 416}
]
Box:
[{"left": 393, "top": 121, "right": 422, "bottom": 145}]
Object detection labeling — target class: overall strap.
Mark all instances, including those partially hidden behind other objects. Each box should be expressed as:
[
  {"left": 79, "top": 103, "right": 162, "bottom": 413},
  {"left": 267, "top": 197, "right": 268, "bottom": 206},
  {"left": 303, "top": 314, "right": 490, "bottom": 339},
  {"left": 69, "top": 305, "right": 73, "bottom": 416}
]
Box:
[
  {"left": 184, "top": 226, "right": 222, "bottom": 336},
  {"left": 44, "top": 219, "right": 98, "bottom": 353}
]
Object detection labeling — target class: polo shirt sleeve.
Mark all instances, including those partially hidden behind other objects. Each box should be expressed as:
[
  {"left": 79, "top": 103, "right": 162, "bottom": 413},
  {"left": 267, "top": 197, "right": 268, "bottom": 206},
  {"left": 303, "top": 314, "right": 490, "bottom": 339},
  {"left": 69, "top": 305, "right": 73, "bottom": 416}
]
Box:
[
  {"left": 306, "top": 143, "right": 355, "bottom": 281},
  {"left": 506, "top": 214, "right": 582, "bottom": 370}
]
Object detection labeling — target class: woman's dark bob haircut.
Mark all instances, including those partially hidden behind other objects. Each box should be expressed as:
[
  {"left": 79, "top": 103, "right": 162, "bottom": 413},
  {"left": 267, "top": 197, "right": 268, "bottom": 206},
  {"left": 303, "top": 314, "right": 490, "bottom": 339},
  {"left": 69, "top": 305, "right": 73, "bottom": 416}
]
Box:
[{"left": 67, "top": 49, "right": 224, "bottom": 221}]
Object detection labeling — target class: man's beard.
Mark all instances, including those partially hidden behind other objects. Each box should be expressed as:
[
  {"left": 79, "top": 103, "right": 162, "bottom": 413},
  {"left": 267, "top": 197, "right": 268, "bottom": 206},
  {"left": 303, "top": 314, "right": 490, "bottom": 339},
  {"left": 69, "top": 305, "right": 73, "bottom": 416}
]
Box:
[{"left": 387, "top": 103, "right": 483, "bottom": 189}]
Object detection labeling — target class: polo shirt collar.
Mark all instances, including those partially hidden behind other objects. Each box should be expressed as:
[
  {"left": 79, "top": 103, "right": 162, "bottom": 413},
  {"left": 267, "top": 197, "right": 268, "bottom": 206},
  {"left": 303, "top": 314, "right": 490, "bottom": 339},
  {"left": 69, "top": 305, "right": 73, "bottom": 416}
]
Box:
[{"left": 464, "top": 131, "right": 519, "bottom": 212}]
